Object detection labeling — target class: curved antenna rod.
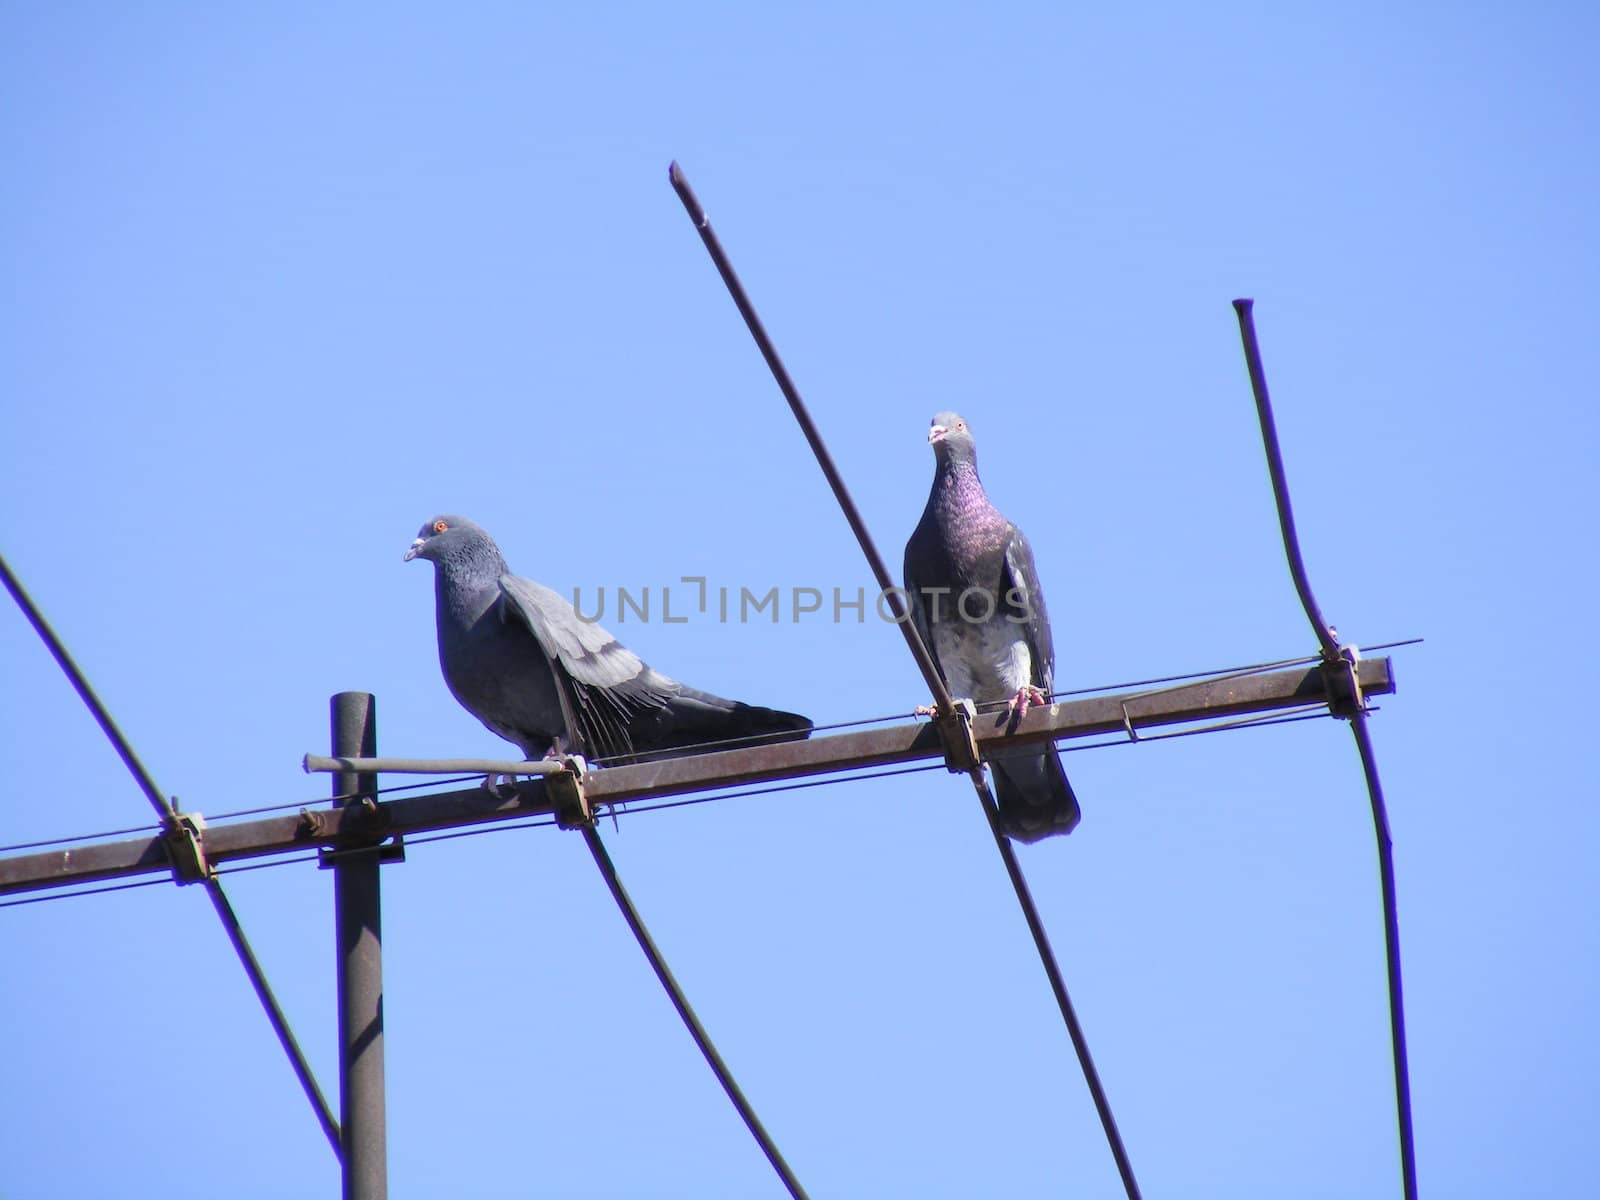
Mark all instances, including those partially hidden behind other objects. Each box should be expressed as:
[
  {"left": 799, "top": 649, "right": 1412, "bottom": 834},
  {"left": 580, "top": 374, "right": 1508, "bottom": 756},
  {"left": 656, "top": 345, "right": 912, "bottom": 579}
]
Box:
[{"left": 1232, "top": 300, "right": 1417, "bottom": 1200}]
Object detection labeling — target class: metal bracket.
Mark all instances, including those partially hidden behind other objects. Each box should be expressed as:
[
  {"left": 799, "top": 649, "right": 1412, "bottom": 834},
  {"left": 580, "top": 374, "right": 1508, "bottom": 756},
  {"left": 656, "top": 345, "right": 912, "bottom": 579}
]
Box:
[
  {"left": 162, "top": 808, "right": 213, "bottom": 885},
  {"left": 311, "top": 794, "right": 405, "bottom": 868},
  {"left": 932, "top": 699, "right": 982, "bottom": 774},
  {"left": 549, "top": 756, "right": 593, "bottom": 829},
  {"left": 1323, "top": 642, "right": 1363, "bottom": 720}
]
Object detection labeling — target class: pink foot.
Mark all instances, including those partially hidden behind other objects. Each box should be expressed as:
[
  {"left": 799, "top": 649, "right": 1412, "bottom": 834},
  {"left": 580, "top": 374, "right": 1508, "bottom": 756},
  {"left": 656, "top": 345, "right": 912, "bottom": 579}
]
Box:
[{"left": 1007, "top": 685, "right": 1048, "bottom": 720}]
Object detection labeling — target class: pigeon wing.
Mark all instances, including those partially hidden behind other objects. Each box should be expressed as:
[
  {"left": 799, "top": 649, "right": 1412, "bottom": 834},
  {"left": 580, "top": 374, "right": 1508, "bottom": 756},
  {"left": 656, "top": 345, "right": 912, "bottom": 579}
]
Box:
[
  {"left": 902, "top": 539, "right": 947, "bottom": 683},
  {"left": 497, "top": 574, "right": 676, "bottom": 759},
  {"left": 1000, "top": 525, "right": 1055, "bottom": 695}
]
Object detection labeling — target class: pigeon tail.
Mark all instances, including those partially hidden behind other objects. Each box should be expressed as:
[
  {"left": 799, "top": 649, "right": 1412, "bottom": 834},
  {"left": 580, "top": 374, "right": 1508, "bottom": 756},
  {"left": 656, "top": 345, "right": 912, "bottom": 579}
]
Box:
[
  {"left": 607, "top": 686, "right": 812, "bottom": 760},
  {"left": 987, "top": 743, "right": 1081, "bottom": 842},
  {"left": 731, "top": 703, "right": 814, "bottom": 739},
  {"left": 669, "top": 688, "right": 812, "bottom": 743}
]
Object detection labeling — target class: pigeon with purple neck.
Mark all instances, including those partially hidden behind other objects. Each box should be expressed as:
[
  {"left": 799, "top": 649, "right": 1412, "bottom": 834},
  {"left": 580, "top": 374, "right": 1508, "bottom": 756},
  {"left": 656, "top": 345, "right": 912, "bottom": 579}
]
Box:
[{"left": 903, "top": 414, "right": 1081, "bottom": 841}]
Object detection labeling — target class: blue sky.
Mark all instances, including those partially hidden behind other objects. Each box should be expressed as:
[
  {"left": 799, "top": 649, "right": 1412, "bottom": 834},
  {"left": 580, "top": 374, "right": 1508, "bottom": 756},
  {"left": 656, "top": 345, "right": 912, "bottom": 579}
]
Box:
[{"left": 2, "top": 3, "right": 1595, "bottom": 1197}]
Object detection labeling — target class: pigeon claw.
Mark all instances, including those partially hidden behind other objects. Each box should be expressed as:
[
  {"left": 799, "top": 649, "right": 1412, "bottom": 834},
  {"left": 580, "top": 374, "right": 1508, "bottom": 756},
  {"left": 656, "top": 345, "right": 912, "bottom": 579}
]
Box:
[{"left": 1005, "top": 685, "right": 1048, "bottom": 731}]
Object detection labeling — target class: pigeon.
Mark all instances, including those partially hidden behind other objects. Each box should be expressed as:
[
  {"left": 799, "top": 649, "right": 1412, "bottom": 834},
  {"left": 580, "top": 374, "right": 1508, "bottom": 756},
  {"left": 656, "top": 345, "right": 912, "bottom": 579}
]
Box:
[
  {"left": 405, "top": 515, "right": 812, "bottom": 763},
  {"left": 903, "top": 413, "right": 1081, "bottom": 841}
]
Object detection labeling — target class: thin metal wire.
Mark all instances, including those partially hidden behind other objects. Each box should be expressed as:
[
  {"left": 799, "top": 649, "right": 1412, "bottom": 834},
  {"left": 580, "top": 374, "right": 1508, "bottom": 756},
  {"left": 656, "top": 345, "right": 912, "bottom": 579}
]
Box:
[
  {"left": 201, "top": 876, "right": 342, "bottom": 1156},
  {"left": 1051, "top": 652, "right": 1319, "bottom": 700},
  {"left": 373, "top": 773, "right": 483, "bottom": 795},
  {"left": 407, "top": 818, "right": 559, "bottom": 846},
  {"left": 4, "top": 651, "right": 1319, "bottom": 854},
  {"left": 207, "top": 774, "right": 485, "bottom": 823},
  {"left": 0, "top": 875, "right": 169, "bottom": 909},
  {"left": 217, "top": 853, "right": 325, "bottom": 875},
  {"left": 0, "top": 850, "right": 331, "bottom": 904},
  {"left": 581, "top": 823, "right": 810, "bottom": 1199},
  {"left": 0, "top": 708, "right": 1368, "bottom": 906},
  {"left": 1068, "top": 704, "right": 1334, "bottom": 753},
  {"left": 0, "top": 550, "right": 341, "bottom": 1162},
  {"left": 1359, "top": 637, "right": 1425, "bottom": 655},
  {"left": 1, "top": 552, "right": 176, "bottom": 820},
  {"left": 965, "top": 765, "right": 1143, "bottom": 1199},
  {"left": 1232, "top": 302, "right": 1341, "bottom": 659},
  {"left": 1233, "top": 298, "right": 1416, "bottom": 1200},
  {"left": 1351, "top": 710, "right": 1416, "bottom": 1197},
  {"left": 669, "top": 162, "right": 956, "bottom": 721},
  {"left": 1020, "top": 636, "right": 1415, "bottom": 707},
  {"left": 0, "top": 820, "right": 165, "bottom": 856},
  {"left": 614, "top": 763, "right": 948, "bottom": 820},
  {"left": 614, "top": 708, "right": 1350, "bottom": 826},
  {"left": 315, "top": 647, "right": 1408, "bottom": 774},
  {"left": 600, "top": 642, "right": 1404, "bottom": 759},
  {"left": 670, "top": 162, "right": 1140, "bottom": 1197},
  {"left": 0, "top": 876, "right": 341, "bottom": 1152},
  {"left": 204, "top": 642, "right": 1397, "bottom": 800},
  {"left": 0, "top": 670, "right": 1378, "bottom": 868},
  {"left": 290, "top": 644, "right": 1406, "bottom": 779}
]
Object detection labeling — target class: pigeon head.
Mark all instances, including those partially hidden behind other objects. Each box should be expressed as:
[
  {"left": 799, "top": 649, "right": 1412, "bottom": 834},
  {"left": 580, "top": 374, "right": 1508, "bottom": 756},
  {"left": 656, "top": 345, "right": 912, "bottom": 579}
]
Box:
[
  {"left": 927, "top": 412, "right": 978, "bottom": 467},
  {"left": 404, "top": 514, "right": 502, "bottom": 571}
]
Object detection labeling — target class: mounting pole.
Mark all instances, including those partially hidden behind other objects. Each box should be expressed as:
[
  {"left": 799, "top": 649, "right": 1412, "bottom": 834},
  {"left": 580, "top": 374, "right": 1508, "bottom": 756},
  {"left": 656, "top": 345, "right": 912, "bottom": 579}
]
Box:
[{"left": 331, "top": 692, "right": 387, "bottom": 1199}]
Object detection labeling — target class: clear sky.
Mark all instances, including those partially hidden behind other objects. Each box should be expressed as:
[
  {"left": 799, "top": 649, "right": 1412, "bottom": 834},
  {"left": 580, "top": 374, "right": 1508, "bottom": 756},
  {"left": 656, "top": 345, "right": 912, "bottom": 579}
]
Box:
[{"left": 2, "top": 3, "right": 1595, "bottom": 1198}]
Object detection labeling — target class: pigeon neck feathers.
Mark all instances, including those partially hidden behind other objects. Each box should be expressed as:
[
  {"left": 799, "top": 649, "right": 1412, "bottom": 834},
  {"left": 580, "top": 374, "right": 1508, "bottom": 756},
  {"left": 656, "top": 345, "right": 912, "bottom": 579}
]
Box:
[
  {"left": 924, "top": 448, "right": 1009, "bottom": 583},
  {"left": 433, "top": 532, "right": 511, "bottom": 627}
]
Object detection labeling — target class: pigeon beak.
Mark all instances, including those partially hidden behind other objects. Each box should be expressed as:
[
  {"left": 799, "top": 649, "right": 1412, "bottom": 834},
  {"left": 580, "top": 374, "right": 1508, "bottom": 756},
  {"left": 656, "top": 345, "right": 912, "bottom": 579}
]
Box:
[
  {"left": 403, "top": 538, "right": 425, "bottom": 562},
  {"left": 928, "top": 424, "right": 949, "bottom": 445}
]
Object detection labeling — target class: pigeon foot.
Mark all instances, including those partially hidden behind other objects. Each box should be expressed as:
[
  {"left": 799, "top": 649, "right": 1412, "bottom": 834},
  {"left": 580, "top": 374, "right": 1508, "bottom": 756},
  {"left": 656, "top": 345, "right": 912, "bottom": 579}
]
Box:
[{"left": 1005, "top": 685, "right": 1048, "bottom": 731}]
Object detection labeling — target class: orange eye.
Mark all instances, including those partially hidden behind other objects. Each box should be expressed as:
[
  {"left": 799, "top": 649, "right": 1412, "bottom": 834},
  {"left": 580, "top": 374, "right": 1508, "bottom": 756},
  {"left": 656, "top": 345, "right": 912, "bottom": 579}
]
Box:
[{"left": 433, "top": 520, "right": 449, "bottom": 533}]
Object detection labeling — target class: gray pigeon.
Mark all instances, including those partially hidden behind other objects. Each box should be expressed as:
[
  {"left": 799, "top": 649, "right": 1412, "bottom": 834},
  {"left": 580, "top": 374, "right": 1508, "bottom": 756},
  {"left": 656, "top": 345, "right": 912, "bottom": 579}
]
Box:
[
  {"left": 903, "top": 413, "right": 1081, "bottom": 841},
  {"left": 406, "top": 515, "right": 812, "bottom": 762}
]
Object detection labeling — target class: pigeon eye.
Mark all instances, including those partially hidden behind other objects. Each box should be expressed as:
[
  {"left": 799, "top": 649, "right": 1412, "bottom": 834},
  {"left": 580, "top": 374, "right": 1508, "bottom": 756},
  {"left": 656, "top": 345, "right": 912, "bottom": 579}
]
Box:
[{"left": 433, "top": 520, "right": 449, "bottom": 533}]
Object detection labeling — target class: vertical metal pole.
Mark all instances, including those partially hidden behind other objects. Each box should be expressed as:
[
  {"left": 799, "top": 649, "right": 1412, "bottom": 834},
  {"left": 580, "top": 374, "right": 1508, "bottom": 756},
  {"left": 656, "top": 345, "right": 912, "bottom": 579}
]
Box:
[{"left": 332, "top": 692, "right": 387, "bottom": 1200}]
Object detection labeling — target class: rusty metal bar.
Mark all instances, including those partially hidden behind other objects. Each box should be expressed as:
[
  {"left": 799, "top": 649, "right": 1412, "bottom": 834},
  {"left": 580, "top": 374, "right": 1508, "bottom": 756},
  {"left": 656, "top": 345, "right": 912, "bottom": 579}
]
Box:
[
  {"left": 0, "top": 658, "right": 1394, "bottom": 897},
  {"left": 1232, "top": 299, "right": 1416, "bottom": 1200}
]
